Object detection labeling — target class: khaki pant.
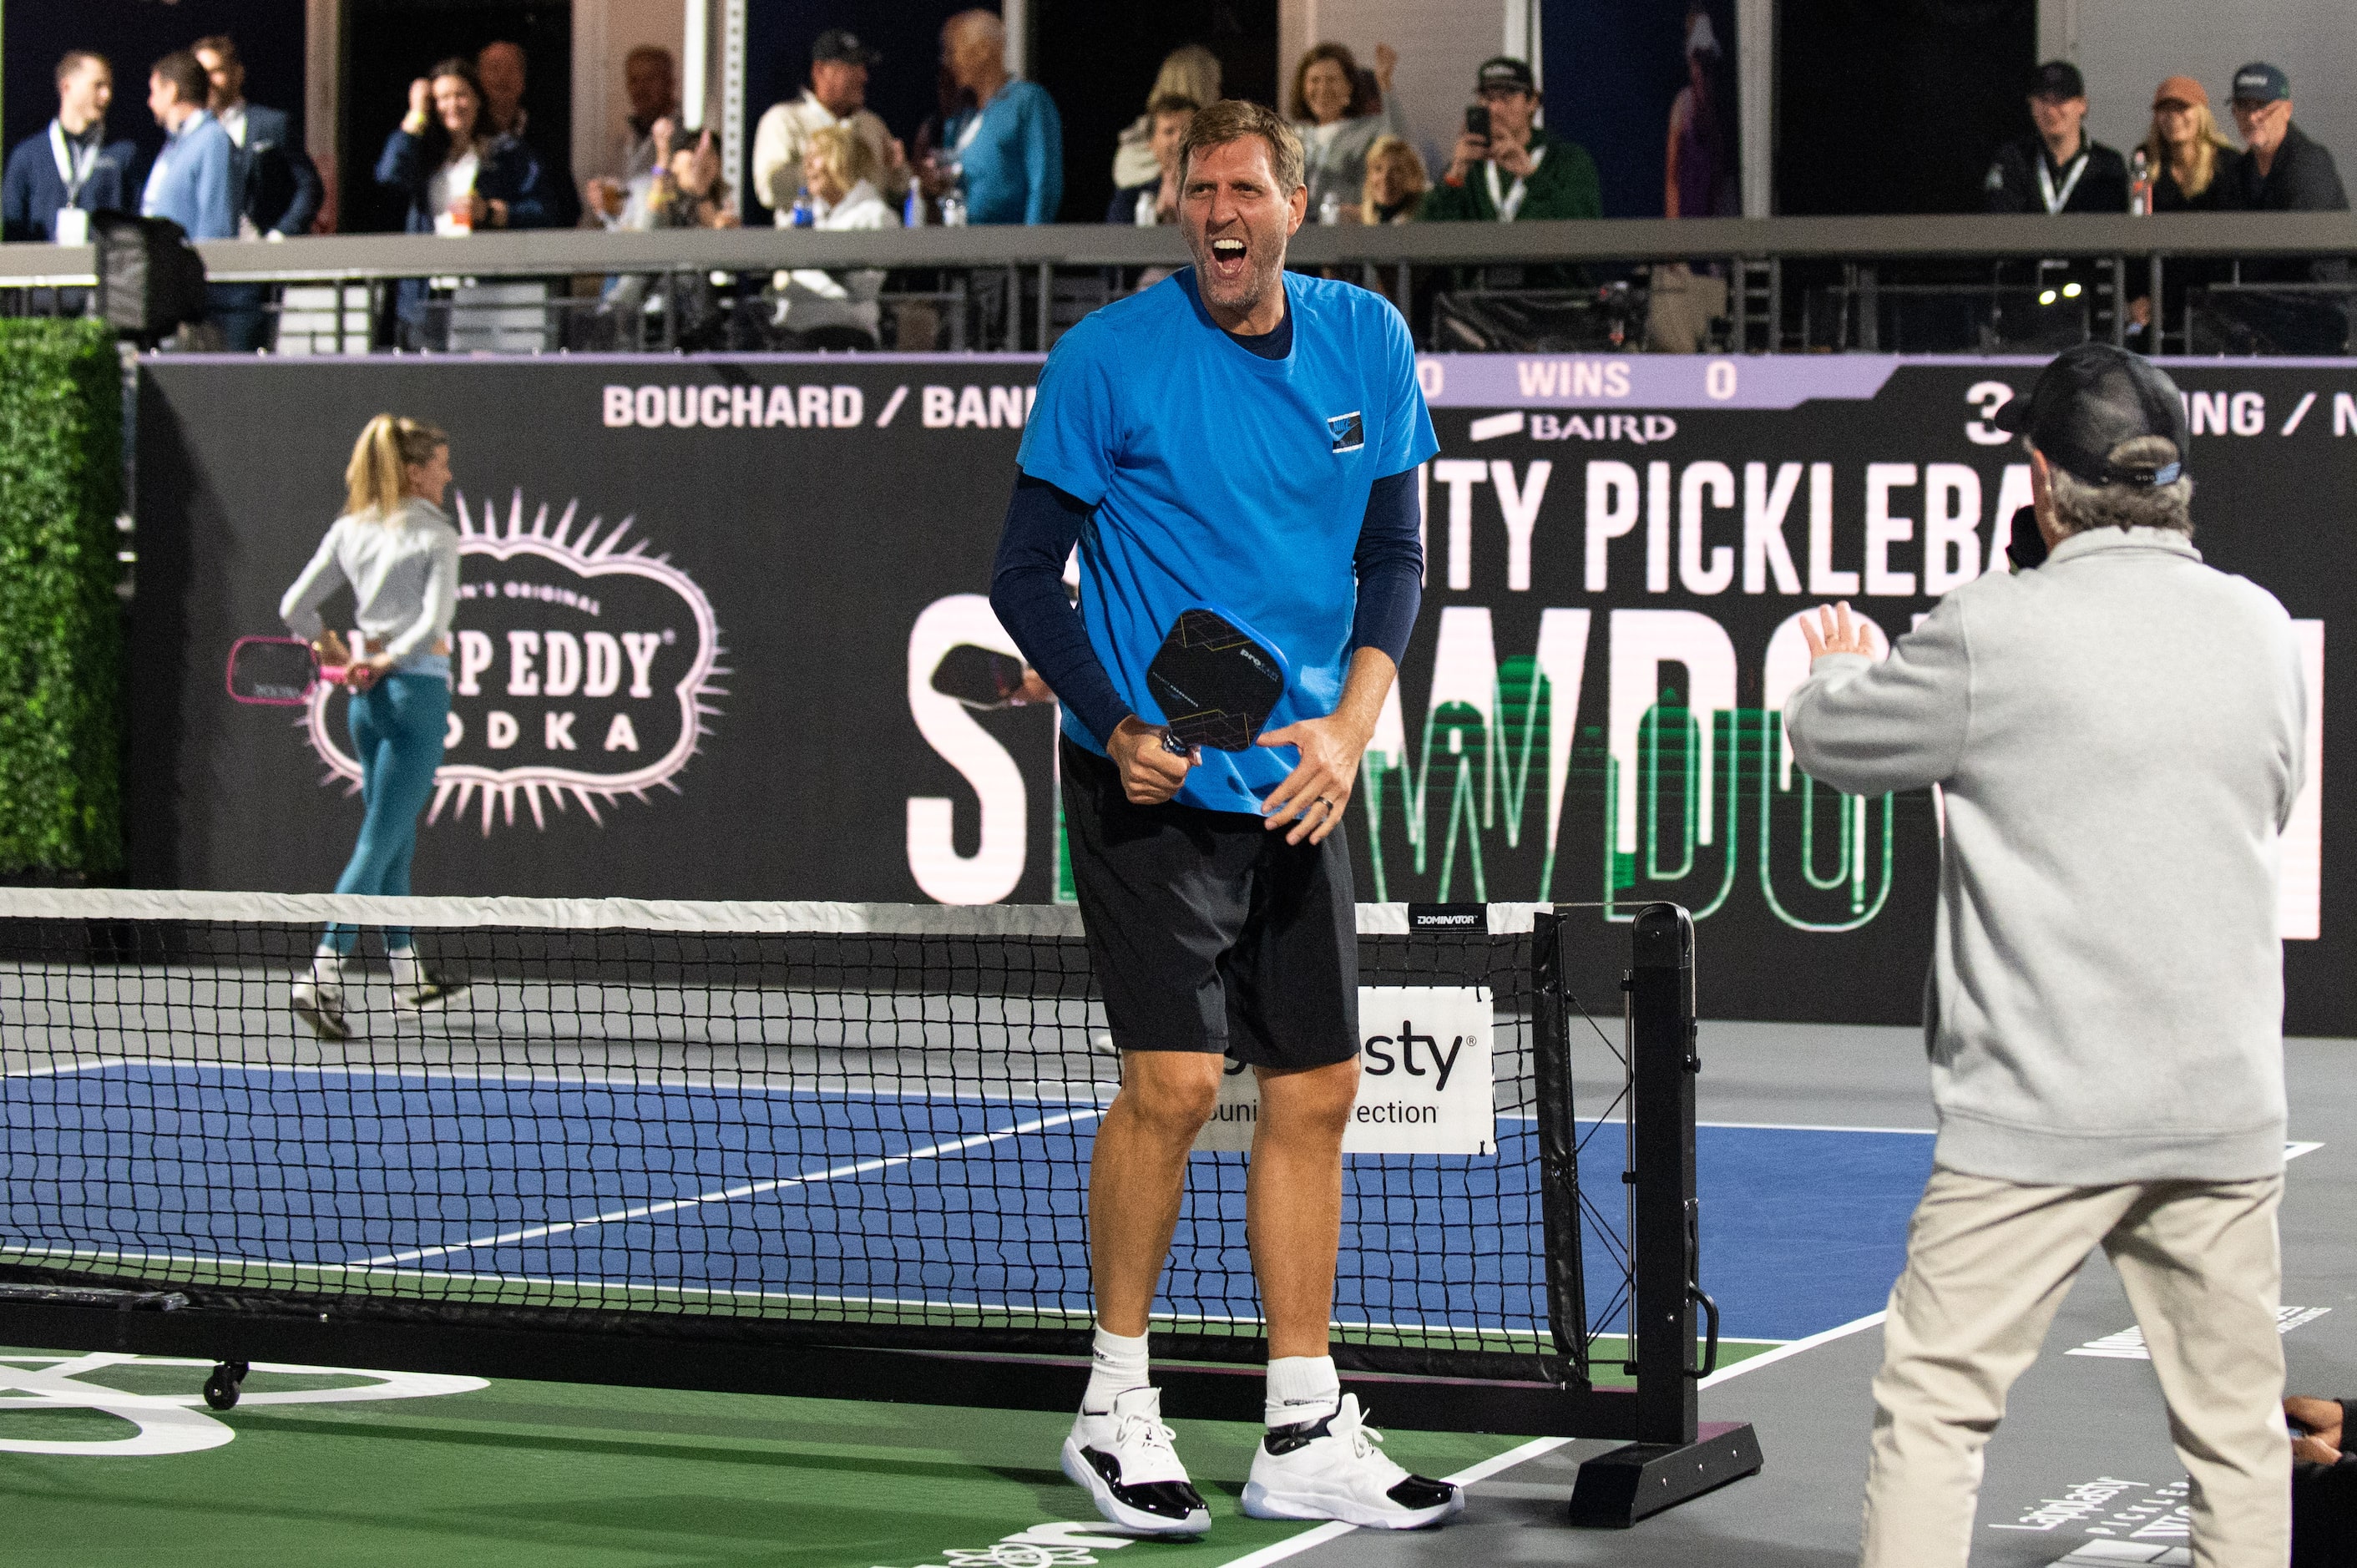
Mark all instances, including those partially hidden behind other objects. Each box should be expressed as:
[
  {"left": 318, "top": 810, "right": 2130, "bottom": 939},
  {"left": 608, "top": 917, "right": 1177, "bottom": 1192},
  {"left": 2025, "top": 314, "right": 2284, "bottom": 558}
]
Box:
[
  {"left": 1862, "top": 1166, "right": 2289, "bottom": 1568},
  {"left": 1644, "top": 262, "right": 1728, "bottom": 353}
]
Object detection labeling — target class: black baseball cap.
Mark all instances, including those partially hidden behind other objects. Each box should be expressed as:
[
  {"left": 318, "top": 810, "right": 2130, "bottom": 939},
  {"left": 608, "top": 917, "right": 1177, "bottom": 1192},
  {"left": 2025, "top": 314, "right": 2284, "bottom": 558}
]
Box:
[
  {"left": 1994, "top": 344, "right": 2189, "bottom": 487},
  {"left": 812, "top": 28, "right": 879, "bottom": 68},
  {"left": 2029, "top": 60, "right": 2086, "bottom": 101},
  {"left": 2231, "top": 62, "right": 2290, "bottom": 104},
  {"left": 1475, "top": 57, "right": 1535, "bottom": 95}
]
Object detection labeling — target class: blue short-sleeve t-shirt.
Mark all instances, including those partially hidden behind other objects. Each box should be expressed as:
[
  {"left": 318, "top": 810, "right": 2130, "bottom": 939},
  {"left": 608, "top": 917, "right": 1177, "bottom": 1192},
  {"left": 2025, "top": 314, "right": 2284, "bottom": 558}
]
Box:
[{"left": 1017, "top": 268, "right": 1439, "bottom": 814}]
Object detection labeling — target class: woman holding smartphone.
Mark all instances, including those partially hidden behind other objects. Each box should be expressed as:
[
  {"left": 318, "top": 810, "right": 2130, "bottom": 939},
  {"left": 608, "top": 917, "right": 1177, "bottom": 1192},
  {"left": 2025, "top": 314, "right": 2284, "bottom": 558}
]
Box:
[{"left": 280, "top": 415, "right": 466, "bottom": 1039}]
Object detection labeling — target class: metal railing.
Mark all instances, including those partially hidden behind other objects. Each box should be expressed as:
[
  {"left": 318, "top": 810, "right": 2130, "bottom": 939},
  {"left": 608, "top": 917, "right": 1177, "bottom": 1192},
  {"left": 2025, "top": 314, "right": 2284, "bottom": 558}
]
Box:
[{"left": 7, "top": 211, "right": 2352, "bottom": 356}]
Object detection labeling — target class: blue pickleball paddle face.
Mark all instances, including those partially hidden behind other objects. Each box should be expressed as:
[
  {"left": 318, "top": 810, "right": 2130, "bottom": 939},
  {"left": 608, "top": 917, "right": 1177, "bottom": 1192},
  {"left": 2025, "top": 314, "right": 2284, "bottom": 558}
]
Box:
[{"left": 1146, "top": 608, "right": 1289, "bottom": 752}]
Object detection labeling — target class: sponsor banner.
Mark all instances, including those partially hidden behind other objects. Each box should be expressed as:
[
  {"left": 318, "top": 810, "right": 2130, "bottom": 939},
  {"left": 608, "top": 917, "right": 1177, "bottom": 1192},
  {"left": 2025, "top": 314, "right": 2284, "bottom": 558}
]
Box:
[
  {"left": 1193, "top": 987, "right": 1497, "bottom": 1156},
  {"left": 129, "top": 353, "right": 2354, "bottom": 1031}
]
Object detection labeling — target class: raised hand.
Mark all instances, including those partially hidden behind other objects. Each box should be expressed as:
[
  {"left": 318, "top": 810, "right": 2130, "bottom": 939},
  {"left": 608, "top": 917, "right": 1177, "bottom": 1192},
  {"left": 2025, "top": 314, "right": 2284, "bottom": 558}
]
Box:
[{"left": 1798, "top": 602, "right": 1878, "bottom": 660}]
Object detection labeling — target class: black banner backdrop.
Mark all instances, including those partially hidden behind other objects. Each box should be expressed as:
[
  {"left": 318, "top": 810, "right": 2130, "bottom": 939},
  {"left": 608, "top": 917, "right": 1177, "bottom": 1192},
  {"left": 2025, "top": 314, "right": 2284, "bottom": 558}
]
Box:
[{"left": 128, "top": 354, "right": 2350, "bottom": 1033}]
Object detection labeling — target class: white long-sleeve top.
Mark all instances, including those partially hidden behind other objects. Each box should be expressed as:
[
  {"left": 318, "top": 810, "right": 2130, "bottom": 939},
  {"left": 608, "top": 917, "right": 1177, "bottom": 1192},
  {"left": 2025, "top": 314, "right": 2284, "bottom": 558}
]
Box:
[
  {"left": 279, "top": 497, "right": 460, "bottom": 680},
  {"left": 1783, "top": 526, "right": 2306, "bottom": 1186},
  {"left": 781, "top": 179, "right": 895, "bottom": 334}
]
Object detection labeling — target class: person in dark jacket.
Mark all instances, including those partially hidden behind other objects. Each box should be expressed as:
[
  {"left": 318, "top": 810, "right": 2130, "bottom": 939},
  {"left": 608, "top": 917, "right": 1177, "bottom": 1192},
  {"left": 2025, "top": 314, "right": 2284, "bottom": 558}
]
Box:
[
  {"left": 1985, "top": 60, "right": 2129, "bottom": 214},
  {"left": 2, "top": 51, "right": 139, "bottom": 243},
  {"left": 194, "top": 35, "right": 323, "bottom": 351},
  {"left": 478, "top": 41, "right": 580, "bottom": 228},
  {"left": 2228, "top": 62, "right": 2347, "bottom": 216},
  {"left": 2127, "top": 75, "right": 2244, "bottom": 344},
  {"left": 194, "top": 36, "right": 321, "bottom": 238},
  {"left": 375, "top": 57, "right": 554, "bottom": 341},
  {"left": 2289, "top": 1394, "right": 2356, "bottom": 1568},
  {"left": 2216, "top": 62, "right": 2348, "bottom": 350}
]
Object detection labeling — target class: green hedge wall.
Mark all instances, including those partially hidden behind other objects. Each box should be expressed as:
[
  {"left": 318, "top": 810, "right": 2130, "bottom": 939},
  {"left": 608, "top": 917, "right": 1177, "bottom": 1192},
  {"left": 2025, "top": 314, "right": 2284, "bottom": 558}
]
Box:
[{"left": 0, "top": 320, "right": 123, "bottom": 878}]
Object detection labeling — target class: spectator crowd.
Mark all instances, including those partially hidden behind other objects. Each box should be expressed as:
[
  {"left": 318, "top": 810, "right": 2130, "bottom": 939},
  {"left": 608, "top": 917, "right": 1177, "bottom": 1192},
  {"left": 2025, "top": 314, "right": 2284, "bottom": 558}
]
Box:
[{"left": 3, "top": 21, "right": 2350, "bottom": 353}]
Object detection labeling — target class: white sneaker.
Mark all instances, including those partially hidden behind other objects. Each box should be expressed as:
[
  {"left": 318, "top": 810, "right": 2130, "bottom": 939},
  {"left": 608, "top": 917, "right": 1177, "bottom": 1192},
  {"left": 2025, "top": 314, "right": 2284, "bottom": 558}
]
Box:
[
  {"left": 1241, "top": 1394, "right": 1463, "bottom": 1530},
  {"left": 290, "top": 979, "right": 350, "bottom": 1041},
  {"left": 1059, "top": 1386, "right": 1211, "bottom": 1536}
]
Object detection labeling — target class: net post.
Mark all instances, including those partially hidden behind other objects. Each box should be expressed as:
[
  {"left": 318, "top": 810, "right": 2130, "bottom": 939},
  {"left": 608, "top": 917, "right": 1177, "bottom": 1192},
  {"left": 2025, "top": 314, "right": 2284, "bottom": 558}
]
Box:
[
  {"left": 1530, "top": 907, "right": 1589, "bottom": 1385},
  {"left": 1566, "top": 900, "right": 1761, "bottom": 1525},
  {"left": 1626, "top": 900, "right": 1698, "bottom": 1446}
]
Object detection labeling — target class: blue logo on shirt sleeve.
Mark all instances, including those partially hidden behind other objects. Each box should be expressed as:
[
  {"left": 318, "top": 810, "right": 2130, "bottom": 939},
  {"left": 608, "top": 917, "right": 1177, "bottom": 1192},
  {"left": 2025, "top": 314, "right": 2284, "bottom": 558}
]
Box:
[{"left": 1328, "top": 411, "right": 1364, "bottom": 453}]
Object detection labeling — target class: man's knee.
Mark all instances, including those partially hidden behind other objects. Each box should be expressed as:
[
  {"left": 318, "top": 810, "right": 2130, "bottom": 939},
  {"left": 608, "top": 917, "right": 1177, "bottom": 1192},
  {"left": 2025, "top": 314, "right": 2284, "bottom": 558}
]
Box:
[
  {"left": 1256, "top": 1057, "right": 1361, "bottom": 1143},
  {"left": 1115, "top": 1053, "right": 1221, "bottom": 1141}
]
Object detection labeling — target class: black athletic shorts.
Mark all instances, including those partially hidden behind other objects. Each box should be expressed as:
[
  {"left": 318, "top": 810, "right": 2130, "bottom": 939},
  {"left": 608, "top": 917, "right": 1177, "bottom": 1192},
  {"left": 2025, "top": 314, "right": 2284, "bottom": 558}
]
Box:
[{"left": 1060, "top": 738, "right": 1358, "bottom": 1069}]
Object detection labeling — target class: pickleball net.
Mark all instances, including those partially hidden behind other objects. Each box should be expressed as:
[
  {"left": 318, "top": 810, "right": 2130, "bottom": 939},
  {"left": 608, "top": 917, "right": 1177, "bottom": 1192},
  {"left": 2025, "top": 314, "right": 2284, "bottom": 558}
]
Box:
[{"left": 0, "top": 890, "right": 1635, "bottom": 1390}]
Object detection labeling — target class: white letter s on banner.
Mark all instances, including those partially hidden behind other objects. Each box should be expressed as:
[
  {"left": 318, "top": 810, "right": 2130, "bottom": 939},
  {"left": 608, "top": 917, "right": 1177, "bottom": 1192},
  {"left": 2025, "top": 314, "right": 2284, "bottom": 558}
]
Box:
[{"left": 907, "top": 595, "right": 1028, "bottom": 903}]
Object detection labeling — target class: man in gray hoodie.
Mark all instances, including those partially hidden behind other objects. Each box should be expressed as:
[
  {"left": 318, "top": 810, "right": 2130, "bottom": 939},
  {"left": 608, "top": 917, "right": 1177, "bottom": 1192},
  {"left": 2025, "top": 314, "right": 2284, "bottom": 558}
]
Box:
[{"left": 1785, "top": 343, "right": 2307, "bottom": 1568}]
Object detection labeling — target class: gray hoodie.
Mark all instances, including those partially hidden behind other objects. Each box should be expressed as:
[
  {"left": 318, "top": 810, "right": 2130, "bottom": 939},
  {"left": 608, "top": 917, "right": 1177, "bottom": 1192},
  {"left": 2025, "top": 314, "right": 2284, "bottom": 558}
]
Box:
[{"left": 1784, "top": 526, "right": 2306, "bottom": 1185}]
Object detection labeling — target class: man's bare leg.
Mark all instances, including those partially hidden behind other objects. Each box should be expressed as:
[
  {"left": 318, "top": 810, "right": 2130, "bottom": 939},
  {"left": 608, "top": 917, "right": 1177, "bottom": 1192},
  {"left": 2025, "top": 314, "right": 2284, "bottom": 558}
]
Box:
[
  {"left": 1090, "top": 1050, "right": 1222, "bottom": 1336},
  {"left": 1248, "top": 1056, "right": 1360, "bottom": 1358},
  {"left": 1068, "top": 1050, "right": 1219, "bottom": 1538}
]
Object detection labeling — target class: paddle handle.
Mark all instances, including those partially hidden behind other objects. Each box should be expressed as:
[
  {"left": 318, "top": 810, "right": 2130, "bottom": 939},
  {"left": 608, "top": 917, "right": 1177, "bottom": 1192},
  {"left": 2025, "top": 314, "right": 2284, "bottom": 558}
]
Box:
[{"left": 1160, "top": 728, "right": 1191, "bottom": 758}]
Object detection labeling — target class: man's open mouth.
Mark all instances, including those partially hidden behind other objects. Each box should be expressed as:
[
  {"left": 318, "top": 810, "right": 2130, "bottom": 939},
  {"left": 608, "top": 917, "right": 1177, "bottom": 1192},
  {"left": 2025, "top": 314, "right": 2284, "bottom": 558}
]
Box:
[{"left": 1209, "top": 238, "right": 1247, "bottom": 273}]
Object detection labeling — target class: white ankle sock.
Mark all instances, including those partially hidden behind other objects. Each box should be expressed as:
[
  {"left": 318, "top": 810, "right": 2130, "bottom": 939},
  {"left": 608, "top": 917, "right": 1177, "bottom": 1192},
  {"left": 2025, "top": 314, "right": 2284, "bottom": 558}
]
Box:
[
  {"left": 387, "top": 948, "right": 422, "bottom": 992},
  {"left": 1265, "top": 1355, "right": 1339, "bottom": 1429},
  {"left": 307, "top": 949, "right": 351, "bottom": 989},
  {"left": 1083, "top": 1325, "right": 1150, "bottom": 1412}
]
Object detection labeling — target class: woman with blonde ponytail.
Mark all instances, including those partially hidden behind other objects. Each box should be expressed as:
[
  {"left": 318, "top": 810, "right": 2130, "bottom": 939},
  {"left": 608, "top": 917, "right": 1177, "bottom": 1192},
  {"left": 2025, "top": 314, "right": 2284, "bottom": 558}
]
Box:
[{"left": 277, "top": 414, "right": 467, "bottom": 1037}]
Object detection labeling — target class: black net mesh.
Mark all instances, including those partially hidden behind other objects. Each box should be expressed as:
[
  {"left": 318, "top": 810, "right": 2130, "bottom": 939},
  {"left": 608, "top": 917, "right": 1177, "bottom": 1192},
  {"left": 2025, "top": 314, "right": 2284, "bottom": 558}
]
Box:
[{"left": 0, "top": 896, "right": 1631, "bottom": 1388}]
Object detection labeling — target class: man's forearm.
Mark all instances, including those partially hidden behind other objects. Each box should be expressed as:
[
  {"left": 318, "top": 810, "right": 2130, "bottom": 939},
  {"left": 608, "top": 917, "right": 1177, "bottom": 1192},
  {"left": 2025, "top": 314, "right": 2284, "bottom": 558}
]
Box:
[{"left": 1330, "top": 646, "right": 1397, "bottom": 748}]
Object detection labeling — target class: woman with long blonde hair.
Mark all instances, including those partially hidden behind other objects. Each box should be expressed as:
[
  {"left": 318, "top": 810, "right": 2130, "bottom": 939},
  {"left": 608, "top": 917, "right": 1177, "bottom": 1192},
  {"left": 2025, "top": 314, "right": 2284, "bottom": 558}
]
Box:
[
  {"left": 278, "top": 414, "right": 466, "bottom": 1037},
  {"left": 2141, "top": 76, "right": 2243, "bottom": 210},
  {"left": 2127, "top": 77, "right": 2246, "bottom": 340}
]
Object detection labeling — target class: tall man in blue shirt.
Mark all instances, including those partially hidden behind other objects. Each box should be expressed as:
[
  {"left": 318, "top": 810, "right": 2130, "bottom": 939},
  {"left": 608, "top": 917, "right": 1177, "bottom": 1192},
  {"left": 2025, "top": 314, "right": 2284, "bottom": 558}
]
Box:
[
  {"left": 990, "top": 99, "right": 1459, "bottom": 1538},
  {"left": 3, "top": 52, "right": 139, "bottom": 243},
  {"left": 140, "top": 51, "right": 238, "bottom": 242}
]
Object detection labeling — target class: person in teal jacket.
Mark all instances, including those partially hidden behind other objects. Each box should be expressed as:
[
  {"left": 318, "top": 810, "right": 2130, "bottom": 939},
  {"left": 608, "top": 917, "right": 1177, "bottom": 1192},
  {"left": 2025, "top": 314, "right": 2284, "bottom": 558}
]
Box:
[{"left": 933, "top": 10, "right": 1063, "bottom": 223}]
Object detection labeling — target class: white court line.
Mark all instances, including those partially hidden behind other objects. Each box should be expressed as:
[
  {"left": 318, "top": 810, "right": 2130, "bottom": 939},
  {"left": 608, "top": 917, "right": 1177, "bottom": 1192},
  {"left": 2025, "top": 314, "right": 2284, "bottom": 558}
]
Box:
[
  {"left": 1500, "top": 1114, "right": 1935, "bottom": 1135},
  {"left": 14, "top": 1055, "right": 1115, "bottom": 1109},
  {"left": 1700, "top": 1310, "right": 1887, "bottom": 1388},
  {"left": 1206, "top": 1434, "right": 1579, "bottom": 1568},
  {"left": 355, "top": 1106, "right": 1102, "bottom": 1267},
  {"left": 0, "top": 1055, "right": 131, "bottom": 1080}
]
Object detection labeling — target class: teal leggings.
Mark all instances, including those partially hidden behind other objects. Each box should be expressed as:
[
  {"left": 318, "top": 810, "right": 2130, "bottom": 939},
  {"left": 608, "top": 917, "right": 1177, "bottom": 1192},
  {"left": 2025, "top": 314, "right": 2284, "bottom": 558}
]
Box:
[{"left": 322, "top": 673, "right": 449, "bottom": 954}]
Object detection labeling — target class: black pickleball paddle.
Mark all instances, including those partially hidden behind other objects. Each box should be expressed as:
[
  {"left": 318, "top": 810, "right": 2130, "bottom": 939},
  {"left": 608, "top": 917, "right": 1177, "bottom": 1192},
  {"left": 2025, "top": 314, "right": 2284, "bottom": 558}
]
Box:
[
  {"left": 930, "top": 644, "right": 1032, "bottom": 710},
  {"left": 1146, "top": 606, "right": 1292, "bottom": 757},
  {"left": 225, "top": 636, "right": 345, "bottom": 706}
]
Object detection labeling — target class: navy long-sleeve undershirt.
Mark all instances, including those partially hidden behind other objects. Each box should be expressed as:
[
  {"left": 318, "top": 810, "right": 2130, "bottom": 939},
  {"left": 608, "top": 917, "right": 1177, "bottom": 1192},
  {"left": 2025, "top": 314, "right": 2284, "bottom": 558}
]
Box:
[{"left": 987, "top": 468, "right": 1424, "bottom": 747}]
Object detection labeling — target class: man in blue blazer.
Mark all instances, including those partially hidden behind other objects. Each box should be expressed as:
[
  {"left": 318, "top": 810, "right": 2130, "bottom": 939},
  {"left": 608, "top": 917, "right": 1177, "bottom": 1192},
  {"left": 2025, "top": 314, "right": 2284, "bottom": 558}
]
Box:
[
  {"left": 2, "top": 52, "right": 140, "bottom": 242},
  {"left": 195, "top": 35, "right": 323, "bottom": 350},
  {"left": 195, "top": 36, "right": 322, "bottom": 239}
]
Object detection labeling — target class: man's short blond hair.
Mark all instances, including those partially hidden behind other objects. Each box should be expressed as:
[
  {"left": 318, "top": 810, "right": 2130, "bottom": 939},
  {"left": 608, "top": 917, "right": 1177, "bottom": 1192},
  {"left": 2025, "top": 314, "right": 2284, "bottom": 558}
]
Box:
[
  {"left": 1178, "top": 99, "right": 1306, "bottom": 195},
  {"left": 806, "top": 124, "right": 877, "bottom": 191}
]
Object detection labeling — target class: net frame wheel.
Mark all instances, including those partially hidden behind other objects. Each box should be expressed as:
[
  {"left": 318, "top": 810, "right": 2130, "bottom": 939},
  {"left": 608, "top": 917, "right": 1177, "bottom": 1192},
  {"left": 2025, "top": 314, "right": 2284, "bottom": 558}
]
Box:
[{"left": 201, "top": 1360, "right": 249, "bottom": 1410}]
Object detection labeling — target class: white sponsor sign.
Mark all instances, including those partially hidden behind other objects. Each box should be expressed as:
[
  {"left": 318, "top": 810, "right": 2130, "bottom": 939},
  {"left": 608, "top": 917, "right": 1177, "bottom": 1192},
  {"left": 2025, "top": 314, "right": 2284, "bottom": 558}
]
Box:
[{"left": 1193, "top": 986, "right": 1495, "bottom": 1156}]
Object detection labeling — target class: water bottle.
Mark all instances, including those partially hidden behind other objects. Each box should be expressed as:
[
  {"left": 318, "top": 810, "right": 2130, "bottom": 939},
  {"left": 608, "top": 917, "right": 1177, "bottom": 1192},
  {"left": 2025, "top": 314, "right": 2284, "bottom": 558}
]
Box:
[
  {"left": 2129, "top": 148, "right": 2152, "bottom": 216},
  {"left": 788, "top": 191, "right": 814, "bottom": 228},
  {"left": 939, "top": 171, "right": 968, "bottom": 229},
  {"left": 903, "top": 183, "right": 928, "bottom": 226},
  {"left": 1318, "top": 190, "right": 1342, "bottom": 226}
]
